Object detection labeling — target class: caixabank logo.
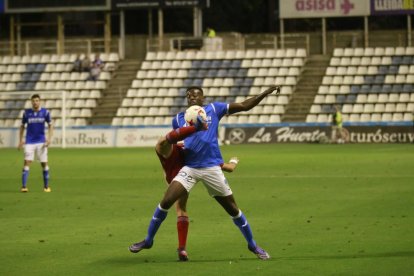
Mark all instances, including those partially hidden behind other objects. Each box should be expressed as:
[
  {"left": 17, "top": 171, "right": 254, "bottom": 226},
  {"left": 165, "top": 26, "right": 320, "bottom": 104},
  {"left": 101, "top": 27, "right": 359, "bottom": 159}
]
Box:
[{"left": 295, "top": 0, "right": 355, "bottom": 15}]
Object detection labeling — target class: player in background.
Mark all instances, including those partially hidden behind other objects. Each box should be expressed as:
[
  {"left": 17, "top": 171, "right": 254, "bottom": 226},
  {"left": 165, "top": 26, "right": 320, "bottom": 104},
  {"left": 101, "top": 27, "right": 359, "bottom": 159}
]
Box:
[
  {"left": 129, "top": 85, "right": 279, "bottom": 260},
  {"left": 18, "top": 94, "right": 53, "bottom": 193},
  {"left": 155, "top": 116, "right": 239, "bottom": 261}
]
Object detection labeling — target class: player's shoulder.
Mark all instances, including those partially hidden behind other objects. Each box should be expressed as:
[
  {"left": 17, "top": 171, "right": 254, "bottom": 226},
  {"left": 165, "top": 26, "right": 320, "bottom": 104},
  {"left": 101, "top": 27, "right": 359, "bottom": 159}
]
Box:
[{"left": 205, "top": 102, "right": 228, "bottom": 113}]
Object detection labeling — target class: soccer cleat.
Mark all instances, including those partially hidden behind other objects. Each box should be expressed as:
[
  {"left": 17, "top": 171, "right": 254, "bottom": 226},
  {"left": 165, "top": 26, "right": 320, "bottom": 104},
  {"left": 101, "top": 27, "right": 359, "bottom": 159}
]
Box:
[
  {"left": 21, "top": 187, "right": 28, "bottom": 193},
  {"left": 248, "top": 244, "right": 270, "bottom": 260},
  {"left": 43, "top": 187, "right": 52, "bottom": 192},
  {"left": 177, "top": 248, "right": 189, "bottom": 261},
  {"left": 129, "top": 239, "right": 153, "bottom": 253}
]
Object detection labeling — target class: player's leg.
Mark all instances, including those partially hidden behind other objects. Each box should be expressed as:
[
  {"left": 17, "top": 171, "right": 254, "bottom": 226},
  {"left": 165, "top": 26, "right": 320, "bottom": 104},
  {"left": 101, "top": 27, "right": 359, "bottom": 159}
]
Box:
[
  {"left": 21, "top": 160, "right": 32, "bottom": 192},
  {"left": 21, "top": 144, "right": 35, "bottom": 192},
  {"left": 38, "top": 144, "right": 51, "bottom": 192},
  {"left": 201, "top": 167, "right": 270, "bottom": 260},
  {"left": 214, "top": 195, "right": 270, "bottom": 260},
  {"left": 175, "top": 193, "right": 189, "bottom": 261},
  {"left": 129, "top": 180, "right": 189, "bottom": 253}
]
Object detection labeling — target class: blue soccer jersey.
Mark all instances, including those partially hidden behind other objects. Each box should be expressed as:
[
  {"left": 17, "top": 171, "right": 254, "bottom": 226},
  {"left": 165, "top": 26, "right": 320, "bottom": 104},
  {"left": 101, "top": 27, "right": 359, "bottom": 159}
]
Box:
[
  {"left": 172, "top": 102, "right": 228, "bottom": 168},
  {"left": 22, "top": 108, "right": 51, "bottom": 144}
]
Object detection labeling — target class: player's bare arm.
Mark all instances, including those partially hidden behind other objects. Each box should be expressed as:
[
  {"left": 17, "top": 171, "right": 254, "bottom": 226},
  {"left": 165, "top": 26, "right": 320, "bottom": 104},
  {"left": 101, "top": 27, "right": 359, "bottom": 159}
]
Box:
[
  {"left": 228, "top": 86, "right": 280, "bottom": 114},
  {"left": 18, "top": 124, "right": 25, "bottom": 150},
  {"left": 156, "top": 137, "right": 174, "bottom": 159},
  {"left": 221, "top": 157, "right": 239, "bottom": 173},
  {"left": 45, "top": 122, "right": 53, "bottom": 147}
]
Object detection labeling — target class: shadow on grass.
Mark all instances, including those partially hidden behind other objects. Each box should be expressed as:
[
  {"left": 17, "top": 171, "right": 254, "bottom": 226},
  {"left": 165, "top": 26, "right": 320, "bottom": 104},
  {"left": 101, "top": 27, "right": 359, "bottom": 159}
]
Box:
[
  {"left": 93, "top": 251, "right": 414, "bottom": 267},
  {"left": 95, "top": 255, "right": 268, "bottom": 265}
]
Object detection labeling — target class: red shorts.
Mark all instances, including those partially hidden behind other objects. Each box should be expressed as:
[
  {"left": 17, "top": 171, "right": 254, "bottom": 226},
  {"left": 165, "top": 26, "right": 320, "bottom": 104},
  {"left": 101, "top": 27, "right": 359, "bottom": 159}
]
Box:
[{"left": 157, "top": 144, "right": 185, "bottom": 184}]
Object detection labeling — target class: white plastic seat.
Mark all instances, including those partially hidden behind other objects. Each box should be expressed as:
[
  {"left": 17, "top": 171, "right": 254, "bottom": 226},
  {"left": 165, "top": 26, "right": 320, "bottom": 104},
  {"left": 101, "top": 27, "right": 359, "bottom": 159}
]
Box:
[
  {"left": 371, "top": 113, "right": 382, "bottom": 122},
  {"left": 363, "top": 104, "right": 374, "bottom": 113},
  {"left": 367, "top": 94, "right": 378, "bottom": 103},
  {"left": 306, "top": 114, "right": 317, "bottom": 123},
  {"left": 384, "top": 47, "right": 395, "bottom": 56},
  {"left": 385, "top": 103, "right": 396, "bottom": 112},
  {"left": 381, "top": 113, "right": 392, "bottom": 122},
  {"left": 360, "top": 114, "right": 371, "bottom": 122},
  {"left": 333, "top": 48, "right": 344, "bottom": 56},
  {"left": 374, "top": 104, "right": 385, "bottom": 113},
  {"left": 403, "top": 113, "right": 413, "bottom": 121}
]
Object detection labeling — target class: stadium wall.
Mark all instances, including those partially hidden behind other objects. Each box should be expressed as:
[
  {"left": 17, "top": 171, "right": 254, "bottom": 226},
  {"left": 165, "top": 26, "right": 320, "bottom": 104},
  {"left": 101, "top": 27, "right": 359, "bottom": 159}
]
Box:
[{"left": 1, "top": 124, "right": 413, "bottom": 148}]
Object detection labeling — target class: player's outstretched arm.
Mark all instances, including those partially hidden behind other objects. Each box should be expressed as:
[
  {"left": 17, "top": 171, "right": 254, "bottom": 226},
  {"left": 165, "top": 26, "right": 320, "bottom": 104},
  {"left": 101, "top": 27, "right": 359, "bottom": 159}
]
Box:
[
  {"left": 156, "top": 115, "right": 208, "bottom": 159},
  {"left": 221, "top": 157, "right": 239, "bottom": 173},
  {"left": 228, "top": 86, "right": 280, "bottom": 115}
]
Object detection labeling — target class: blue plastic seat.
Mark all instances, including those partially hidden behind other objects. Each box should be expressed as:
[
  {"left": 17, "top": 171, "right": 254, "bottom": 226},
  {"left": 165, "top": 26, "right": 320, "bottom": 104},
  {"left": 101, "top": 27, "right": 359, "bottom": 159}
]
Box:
[
  {"left": 350, "top": 85, "right": 360, "bottom": 93},
  {"left": 360, "top": 85, "right": 370, "bottom": 93},
  {"left": 346, "top": 94, "right": 356, "bottom": 103},
  {"left": 381, "top": 84, "right": 392, "bottom": 93},
  {"left": 374, "top": 75, "right": 385, "bottom": 84},
  {"left": 196, "top": 69, "right": 207, "bottom": 78},
  {"left": 34, "top": 63, "right": 46, "bottom": 72},
  {"left": 391, "top": 56, "right": 402, "bottom": 65},
  {"left": 221, "top": 60, "right": 231, "bottom": 68},
  {"left": 336, "top": 95, "right": 346, "bottom": 103},
  {"left": 388, "top": 65, "right": 399, "bottom": 74},
  {"left": 371, "top": 85, "right": 381, "bottom": 93},
  {"left": 207, "top": 69, "right": 218, "bottom": 78},
  {"left": 364, "top": 76, "right": 374, "bottom": 84},
  {"left": 26, "top": 64, "right": 36, "bottom": 72},
  {"left": 391, "top": 84, "right": 402, "bottom": 93},
  {"left": 191, "top": 60, "right": 202, "bottom": 68},
  {"left": 216, "top": 69, "right": 227, "bottom": 77},
  {"left": 236, "top": 68, "right": 248, "bottom": 77},
  {"left": 402, "top": 83, "right": 413, "bottom": 93},
  {"left": 231, "top": 60, "right": 242, "bottom": 68},
  {"left": 243, "top": 77, "right": 254, "bottom": 86}
]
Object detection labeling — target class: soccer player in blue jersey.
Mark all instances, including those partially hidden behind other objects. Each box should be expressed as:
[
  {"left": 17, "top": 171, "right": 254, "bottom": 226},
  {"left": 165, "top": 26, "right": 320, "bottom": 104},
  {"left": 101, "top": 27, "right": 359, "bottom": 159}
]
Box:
[
  {"left": 18, "top": 94, "right": 53, "bottom": 193},
  {"left": 130, "top": 85, "right": 279, "bottom": 260}
]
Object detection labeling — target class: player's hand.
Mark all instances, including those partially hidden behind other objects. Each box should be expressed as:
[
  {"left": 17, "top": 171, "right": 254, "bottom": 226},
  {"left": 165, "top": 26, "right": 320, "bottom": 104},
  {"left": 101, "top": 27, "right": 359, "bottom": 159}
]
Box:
[
  {"left": 17, "top": 141, "right": 24, "bottom": 151},
  {"left": 265, "top": 86, "right": 280, "bottom": 95},
  {"left": 195, "top": 115, "right": 208, "bottom": 131},
  {"left": 229, "top": 157, "right": 239, "bottom": 165},
  {"left": 44, "top": 139, "right": 50, "bottom": 148}
]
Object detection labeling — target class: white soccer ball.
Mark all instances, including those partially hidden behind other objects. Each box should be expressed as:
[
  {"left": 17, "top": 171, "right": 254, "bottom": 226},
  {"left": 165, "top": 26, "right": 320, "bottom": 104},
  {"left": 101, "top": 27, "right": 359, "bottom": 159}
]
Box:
[{"left": 184, "top": 105, "right": 207, "bottom": 126}]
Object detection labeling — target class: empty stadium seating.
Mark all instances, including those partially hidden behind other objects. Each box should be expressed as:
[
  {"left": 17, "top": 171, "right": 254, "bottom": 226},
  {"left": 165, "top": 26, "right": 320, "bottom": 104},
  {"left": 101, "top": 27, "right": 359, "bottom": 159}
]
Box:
[
  {"left": 112, "top": 48, "right": 306, "bottom": 126},
  {"left": 307, "top": 47, "right": 414, "bottom": 123},
  {"left": 0, "top": 53, "right": 119, "bottom": 127}
]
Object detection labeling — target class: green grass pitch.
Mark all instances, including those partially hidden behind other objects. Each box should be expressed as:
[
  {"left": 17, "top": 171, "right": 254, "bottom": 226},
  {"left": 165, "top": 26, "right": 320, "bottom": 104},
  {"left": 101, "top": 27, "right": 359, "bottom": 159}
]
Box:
[{"left": 1, "top": 144, "right": 414, "bottom": 275}]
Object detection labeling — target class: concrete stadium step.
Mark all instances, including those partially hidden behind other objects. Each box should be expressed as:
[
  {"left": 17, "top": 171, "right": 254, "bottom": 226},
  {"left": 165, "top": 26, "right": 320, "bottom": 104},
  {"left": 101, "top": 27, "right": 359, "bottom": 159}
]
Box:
[
  {"left": 89, "top": 59, "right": 142, "bottom": 125},
  {"left": 282, "top": 54, "right": 330, "bottom": 122}
]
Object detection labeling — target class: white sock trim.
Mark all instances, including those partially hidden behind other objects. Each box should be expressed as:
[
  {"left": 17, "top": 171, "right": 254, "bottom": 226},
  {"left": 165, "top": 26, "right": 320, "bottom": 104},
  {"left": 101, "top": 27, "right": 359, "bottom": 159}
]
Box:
[
  {"left": 158, "top": 204, "right": 169, "bottom": 212},
  {"left": 44, "top": 166, "right": 49, "bottom": 171},
  {"left": 23, "top": 166, "right": 29, "bottom": 171},
  {"left": 232, "top": 209, "right": 242, "bottom": 219}
]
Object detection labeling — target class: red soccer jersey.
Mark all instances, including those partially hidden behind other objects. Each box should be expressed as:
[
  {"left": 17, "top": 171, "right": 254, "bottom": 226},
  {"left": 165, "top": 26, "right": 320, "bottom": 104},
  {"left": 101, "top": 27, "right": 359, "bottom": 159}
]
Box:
[{"left": 156, "top": 144, "right": 185, "bottom": 184}]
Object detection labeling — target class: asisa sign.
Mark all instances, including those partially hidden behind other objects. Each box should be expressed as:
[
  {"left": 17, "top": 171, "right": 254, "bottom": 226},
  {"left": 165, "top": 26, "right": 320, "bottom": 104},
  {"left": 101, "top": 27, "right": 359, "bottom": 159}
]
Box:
[{"left": 280, "top": 0, "right": 370, "bottom": 18}]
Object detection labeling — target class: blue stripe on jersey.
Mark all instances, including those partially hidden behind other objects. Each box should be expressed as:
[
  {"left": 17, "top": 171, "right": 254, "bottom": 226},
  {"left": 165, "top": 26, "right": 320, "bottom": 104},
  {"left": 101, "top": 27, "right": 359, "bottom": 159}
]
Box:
[
  {"left": 173, "top": 102, "right": 228, "bottom": 168},
  {"left": 22, "top": 108, "right": 51, "bottom": 144}
]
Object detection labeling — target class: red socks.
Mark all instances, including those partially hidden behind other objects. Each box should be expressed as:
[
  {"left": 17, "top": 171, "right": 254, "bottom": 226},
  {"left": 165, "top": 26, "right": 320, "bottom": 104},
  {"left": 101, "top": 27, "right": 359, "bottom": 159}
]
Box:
[
  {"left": 166, "top": 126, "right": 197, "bottom": 144},
  {"left": 177, "top": 216, "right": 189, "bottom": 249}
]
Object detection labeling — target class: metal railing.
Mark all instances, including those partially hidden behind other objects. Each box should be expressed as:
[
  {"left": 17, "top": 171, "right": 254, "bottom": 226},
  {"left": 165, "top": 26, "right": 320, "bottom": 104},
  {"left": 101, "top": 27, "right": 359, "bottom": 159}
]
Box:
[
  {"left": 146, "top": 32, "right": 310, "bottom": 52},
  {"left": 0, "top": 38, "right": 120, "bottom": 56}
]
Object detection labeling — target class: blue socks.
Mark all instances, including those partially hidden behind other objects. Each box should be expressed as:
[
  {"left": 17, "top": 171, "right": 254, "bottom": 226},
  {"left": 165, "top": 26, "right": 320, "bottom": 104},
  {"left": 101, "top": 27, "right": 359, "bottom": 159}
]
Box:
[
  {"left": 145, "top": 204, "right": 168, "bottom": 244},
  {"left": 22, "top": 166, "right": 29, "bottom": 188},
  {"left": 232, "top": 210, "right": 256, "bottom": 249},
  {"left": 43, "top": 167, "right": 49, "bottom": 188}
]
